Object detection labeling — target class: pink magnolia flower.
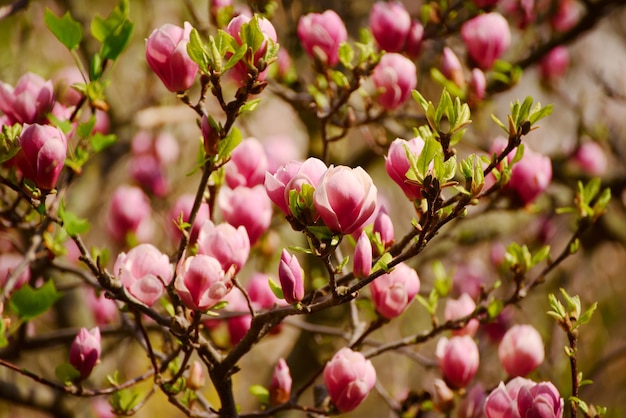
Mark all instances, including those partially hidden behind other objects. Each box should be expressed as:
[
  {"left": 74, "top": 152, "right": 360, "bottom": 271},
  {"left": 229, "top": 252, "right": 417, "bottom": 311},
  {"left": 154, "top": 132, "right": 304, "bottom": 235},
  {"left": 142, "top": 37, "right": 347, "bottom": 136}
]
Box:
[
  {"left": 385, "top": 137, "right": 425, "bottom": 201},
  {"left": 489, "top": 137, "right": 553, "bottom": 205},
  {"left": 540, "top": 46, "right": 569, "bottom": 81},
  {"left": 197, "top": 221, "right": 250, "bottom": 273},
  {"left": 444, "top": 293, "right": 479, "bottom": 337},
  {"left": 175, "top": 254, "right": 231, "bottom": 311},
  {"left": 69, "top": 327, "right": 101, "bottom": 380},
  {"left": 226, "top": 15, "right": 277, "bottom": 84},
  {"left": 278, "top": 249, "right": 304, "bottom": 304},
  {"left": 323, "top": 348, "right": 376, "bottom": 412},
  {"left": 353, "top": 231, "right": 372, "bottom": 279},
  {"left": 85, "top": 290, "right": 118, "bottom": 325},
  {"left": 269, "top": 358, "right": 292, "bottom": 405},
  {"left": 573, "top": 142, "right": 607, "bottom": 176},
  {"left": 169, "top": 194, "right": 210, "bottom": 245},
  {"left": 15, "top": 124, "right": 67, "bottom": 190},
  {"left": 441, "top": 47, "right": 465, "bottom": 89},
  {"left": 501, "top": 0, "right": 536, "bottom": 28},
  {"left": 222, "top": 289, "right": 252, "bottom": 345},
  {"left": 113, "top": 244, "right": 173, "bottom": 306},
  {"left": 498, "top": 324, "right": 545, "bottom": 377},
  {"left": 313, "top": 166, "right": 377, "bottom": 235},
  {"left": 551, "top": 0, "right": 580, "bottom": 32},
  {"left": 53, "top": 66, "right": 83, "bottom": 107},
  {"left": 458, "top": 384, "right": 487, "bottom": 418},
  {"left": 436, "top": 335, "right": 480, "bottom": 389},
  {"left": 264, "top": 157, "right": 328, "bottom": 215},
  {"left": 218, "top": 185, "right": 272, "bottom": 245},
  {"left": 370, "top": 262, "right": 420, "bottom": 319},
  {"left": 129, "top": 154, "right": 169, "bottom": 197},
  {"left": 369, "top": 2, "right": 411, "bottom": 52},
  {"left": 484, "top": 377, "right": 563, "bottom": 418},
  {"left": 297, "top": 10, "right": 348, "bottom": 66},
  {"left": 106, "top": 185, "right": 153, "bottom": 244},
  {"left": 405, "top": 21, "right": 425, "bottom": 57},
  {"left": 461, "top": 13, "right": 511, "bottom": 69},
  {"left": 225, "top": 138, "right": 268, "bottom": 188},
  {"left": 0, "top": 253, "right": 31, "bottom": 292},
  {"left": 131, "top": 131, "right": 180, "bottom": 166},
  {"left": 145, "top": 22, "right": 198, "bottom": 92},
  {"left": 372, "top": 53, "right": 417, "bottom": 110},
  {"left": 0, "top": 72, "right": 55, "bottom": 124}
]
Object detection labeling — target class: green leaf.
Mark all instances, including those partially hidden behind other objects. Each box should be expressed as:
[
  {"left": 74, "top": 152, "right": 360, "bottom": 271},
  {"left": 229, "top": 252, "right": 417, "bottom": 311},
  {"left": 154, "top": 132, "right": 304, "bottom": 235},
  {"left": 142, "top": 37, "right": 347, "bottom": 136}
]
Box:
[
  {"left": 0, "top": 124, "right": 22, "bottom": 164},
  {"left": 90, "top": 133, "right": 117, "bottom": 152},
  {"left": 241, "top": 16, "right": 264, "bottom": 56},
  {"left": 101, "top": 20, "right": 133, "bottom": 61},
  {"left": 249, "top": 384, "right": 269, "bottom": 405},
  {"left": 330, "top": 70, "right": 349, "bottom": 89},
  {"left": 414, "top": 137, "right": 440, "bottom": 180},
  {"left": 10, "top": 280, "right": 62, "bottom": 320},
  {"left": 218, "top": 127, "right": 242, "bottom": 160},
  {"left": 239, "top": 98, "right": 261, "bottom": 115},
  {"left": 372, "top": 253, "right": 393, "bottom": 273},
  {"left": 187, "top": 29, "right": 210, "bottom": 73},
  {"left": 90, "top": 52, "right": 104, "bottom": 81},
  {"left": 487, "top": 299, "right": 504, "bottom": 319},
  {"left": 0, "top": 319, "right": 7, "bottom": 348},
  {"left": 528, "top": 103, "right": 553, "bottom": 125},
  {"left": 338, "top": 42, "right": 354, "bottom": 69},
  {"left": 491, "top": 113, "right": 509, "bottom": 134},
  {"left": 268, "top": 277, "right": 284, "bottom": 300},
  {"left": 55, "top": 363, "right": 81, "bottom": 384},
  {"left": 223, "top": 43, "right": 247, "bottom": 72},
  {"left": 59, "top": 201, "right": 90, "bottom": 236},
  {"left": 44, "top": 9, "right": 83, "bottom": 50},
  {"left": 531, "top": 245, "right": 551, "bottom": 266},
  {"left": 575, "top": 302, "right": 597, "bottom": 329}
]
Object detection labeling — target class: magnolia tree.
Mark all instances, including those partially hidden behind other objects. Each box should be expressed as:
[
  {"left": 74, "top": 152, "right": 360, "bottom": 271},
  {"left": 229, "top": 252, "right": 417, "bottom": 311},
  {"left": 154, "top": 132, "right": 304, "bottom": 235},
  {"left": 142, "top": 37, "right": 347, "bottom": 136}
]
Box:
[{"left": 0, "top": 0, "right": 624, "bottom": 417}]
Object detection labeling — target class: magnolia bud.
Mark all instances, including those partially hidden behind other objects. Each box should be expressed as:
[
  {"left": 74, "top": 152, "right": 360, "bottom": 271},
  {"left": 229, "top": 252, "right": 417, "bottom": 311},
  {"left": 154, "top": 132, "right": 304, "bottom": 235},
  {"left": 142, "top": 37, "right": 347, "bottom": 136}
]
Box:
[
  {"left": 323, "top": 348, "right": 376, "bottom": 412},
  {"left": 16, "top": 124, "right": 67, "bottom": 190},
  {"left": 441, "top": 47, "right": 465, "bottom": 89},
  {"left": 187, "top": 361, "right": 206, "bottom": 390},
  {"left": 444, "top": 293, "right": 479, "bottom": 337},
  {"left": 373, "top": 209, "right": 394, "bottom": 250},
  {"left": 218, "top": 185, "right": 272, "bottom": 245},
  {"left": 225, "top": 138, "right": 268, "bottom": 189},
  {"left": 370, "top": 263, "right": 420, "bottom": 319},
  {"left": 369, "top": 2, "right": 411, "bottom": 52},
  {"left": 297, "top": 10, "right": 347, "bottom": 66},
  {"left": 278, "top": 249, "right": 304, "bottom": 304},
  {"left": 269, "top": 358, "right": 292, "bottom": 405},
  {"left": 145, "top": 22, "right": 198, "bottom": 92},
  {"left": 461, "top": 13, "right": 511, "bottom": 69},
  {"left": 353, "top": 231, "right": 373, "bottom": 279},
  {"left": 540, "top": 46, "right": 569, "bottom": 81},
  {"left": 498, "top": 324, "right": 545, "bottom": 377},
  {"left": 405, "top": 21, "right": 425, "bottom": 57},
  {"left": 385, "top": 137, "right": 425, "bottom": 201},
  {"left": 69, "top": 327, "right": 101, "bottom": 380},
  {"left": 436, "top": 336, "right": 480, "bottom": 389},
  {"left": 573, "top": 142, "right": 607, "bottom": 176},
  {"left": 372, "top": 53, "right": 417, "bottom": 110}
]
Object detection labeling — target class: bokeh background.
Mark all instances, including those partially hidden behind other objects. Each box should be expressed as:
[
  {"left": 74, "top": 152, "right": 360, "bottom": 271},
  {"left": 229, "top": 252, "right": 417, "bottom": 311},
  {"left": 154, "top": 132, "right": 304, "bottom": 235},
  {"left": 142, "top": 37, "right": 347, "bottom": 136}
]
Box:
[{"left": 1, "top": 0, "right": 626, "bottom": 416}]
